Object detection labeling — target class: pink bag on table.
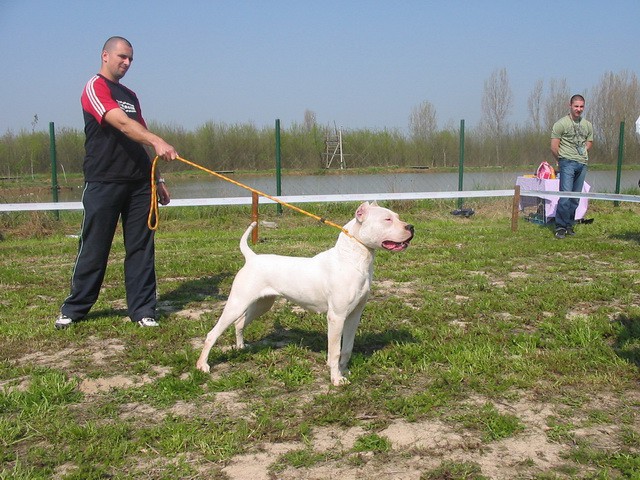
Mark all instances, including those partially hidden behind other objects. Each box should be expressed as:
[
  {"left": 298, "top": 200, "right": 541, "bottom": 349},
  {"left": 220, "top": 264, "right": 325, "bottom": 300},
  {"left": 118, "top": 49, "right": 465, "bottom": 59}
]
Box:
[{"left": 536, "top": 161, "right": 556, "bottom": 179}]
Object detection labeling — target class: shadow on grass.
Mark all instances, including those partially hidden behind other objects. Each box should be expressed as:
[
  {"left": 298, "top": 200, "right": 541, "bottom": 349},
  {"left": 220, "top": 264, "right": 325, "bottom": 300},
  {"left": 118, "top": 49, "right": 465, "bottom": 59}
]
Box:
[
  {"left": 53, "top": 308, "right": 129, "bottom": 327},
  {"left": 611, "top": 231, "right": 640, "bottom": 245},
  {"left": 56, "top": 274, "right": 231, "bottom": 326},
  {"left": 81, "top": 307, "right": 129, "bottom": 322},
  {"left": 160, "top": 273, "right": 231, "bottom": 310},
  {"left": 613, "top": 313, "right": 640, "bottom": 367},
  {"left": 214, "top": 318, "right": 417, "bottom": 361}
]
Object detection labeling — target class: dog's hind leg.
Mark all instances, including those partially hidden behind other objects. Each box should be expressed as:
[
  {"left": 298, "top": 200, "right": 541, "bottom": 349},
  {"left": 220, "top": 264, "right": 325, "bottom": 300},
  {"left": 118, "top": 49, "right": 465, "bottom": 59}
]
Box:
[
  {"left": 234, "top": 296, "right": 276, "bottom": 348},
  {"left": 196, "top": 297, "right": 254, "bottom": 373}
]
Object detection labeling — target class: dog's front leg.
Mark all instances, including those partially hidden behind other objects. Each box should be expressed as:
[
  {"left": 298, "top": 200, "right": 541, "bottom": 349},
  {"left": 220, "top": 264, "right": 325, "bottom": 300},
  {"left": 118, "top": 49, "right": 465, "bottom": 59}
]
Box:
[
  {"left": 338, "top": 304, "right": 365, "bottom": 376},
  {"left": 327, "top": 312, "right": 349, "bottom": 386}
]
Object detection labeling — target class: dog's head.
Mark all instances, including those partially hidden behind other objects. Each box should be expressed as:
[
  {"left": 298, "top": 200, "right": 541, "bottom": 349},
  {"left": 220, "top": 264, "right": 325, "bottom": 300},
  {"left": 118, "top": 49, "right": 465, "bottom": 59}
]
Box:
[{"left": 353, "top": 201, "right": 414, "bottom": 251}]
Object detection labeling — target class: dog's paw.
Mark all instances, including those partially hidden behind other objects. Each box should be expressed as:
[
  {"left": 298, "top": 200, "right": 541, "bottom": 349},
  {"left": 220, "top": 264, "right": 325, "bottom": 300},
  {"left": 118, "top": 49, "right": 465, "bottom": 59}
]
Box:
[
  {"left": 332, "top": 375, "right": 351, "bottom": 386},
  {"left": 196, "top": 362, "right": 211, "bottom": 373}
]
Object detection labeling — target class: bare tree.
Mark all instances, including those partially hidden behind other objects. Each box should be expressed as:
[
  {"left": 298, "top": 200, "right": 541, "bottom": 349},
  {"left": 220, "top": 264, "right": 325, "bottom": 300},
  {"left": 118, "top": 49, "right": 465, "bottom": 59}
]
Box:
[
  {"left": 481, "top": 68, "right": 513, "bottom": 137},
  {"left": 303, "top": 109, "right": 317, "bottom": 132},
  {"left": 408, "top": 100, "right": 438, "bottom": 141},
  {"left": 543, "top": 78, "right": 570, "bottom": 132},
  {"left": 480, "top": 67, "right": 512, "bottom": 163},
  {"left": 527, "top": 79, "right": 544, "bottom": 133},
  {"left": 589, "top": 70, "right": 640, "bottom": 157}
]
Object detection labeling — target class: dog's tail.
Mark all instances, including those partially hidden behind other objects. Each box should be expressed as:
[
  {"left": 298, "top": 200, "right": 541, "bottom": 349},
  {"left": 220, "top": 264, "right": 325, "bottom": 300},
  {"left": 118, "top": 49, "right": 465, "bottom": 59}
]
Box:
[{"left": 239, "top": 222, "right": 258, "bottom": 260}]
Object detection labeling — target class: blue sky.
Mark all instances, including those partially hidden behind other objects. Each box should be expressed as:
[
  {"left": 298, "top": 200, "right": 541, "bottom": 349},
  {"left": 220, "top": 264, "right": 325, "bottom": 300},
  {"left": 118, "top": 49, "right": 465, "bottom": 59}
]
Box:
[{"left": 1, "top": 0, "right": 638, "bottom": 135}]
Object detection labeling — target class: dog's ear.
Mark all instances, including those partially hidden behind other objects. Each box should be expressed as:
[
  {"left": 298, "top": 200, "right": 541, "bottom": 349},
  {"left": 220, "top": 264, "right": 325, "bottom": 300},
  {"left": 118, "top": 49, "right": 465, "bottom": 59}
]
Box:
[
  {"left": 355, "top": 202, "right": 370, "bottom": 223},
  {"left": 370, "top": 200, "right": 379, "bottom": 207}
]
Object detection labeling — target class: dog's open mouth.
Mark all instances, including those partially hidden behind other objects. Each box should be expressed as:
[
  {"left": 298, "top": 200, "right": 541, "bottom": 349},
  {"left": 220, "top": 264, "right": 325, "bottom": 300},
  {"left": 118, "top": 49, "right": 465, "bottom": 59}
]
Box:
[{"left": 382, "top": 239, "right": 411, "bottom": 251}]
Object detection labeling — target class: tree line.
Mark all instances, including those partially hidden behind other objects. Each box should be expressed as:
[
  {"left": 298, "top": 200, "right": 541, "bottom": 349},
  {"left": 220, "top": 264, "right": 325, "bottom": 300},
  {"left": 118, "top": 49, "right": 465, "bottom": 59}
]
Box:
[{"left": 1, "top": 70, "right": 638, "bottom": 179}]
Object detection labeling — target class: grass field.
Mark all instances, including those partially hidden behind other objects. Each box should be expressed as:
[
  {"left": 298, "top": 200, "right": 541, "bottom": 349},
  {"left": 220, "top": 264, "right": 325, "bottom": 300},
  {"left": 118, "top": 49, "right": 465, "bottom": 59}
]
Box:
[{"left": 1, "top": 197, "right": 640, "bottom": 479}]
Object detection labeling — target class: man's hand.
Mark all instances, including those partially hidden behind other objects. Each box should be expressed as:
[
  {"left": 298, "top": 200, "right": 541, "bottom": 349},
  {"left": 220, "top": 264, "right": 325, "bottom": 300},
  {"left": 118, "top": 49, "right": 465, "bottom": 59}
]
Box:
[
  {"left": 157, "top": 182, "right": 170, "bottom": 205},
  {"left": 153, "top": 139, "right": 178, "bottom": 161}
]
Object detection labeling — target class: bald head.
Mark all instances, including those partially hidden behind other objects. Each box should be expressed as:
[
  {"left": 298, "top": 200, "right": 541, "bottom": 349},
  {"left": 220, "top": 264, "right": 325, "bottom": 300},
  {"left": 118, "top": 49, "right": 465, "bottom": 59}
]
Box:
[{"left": 103, "top": 36, "right": 132, "bottom": 53}]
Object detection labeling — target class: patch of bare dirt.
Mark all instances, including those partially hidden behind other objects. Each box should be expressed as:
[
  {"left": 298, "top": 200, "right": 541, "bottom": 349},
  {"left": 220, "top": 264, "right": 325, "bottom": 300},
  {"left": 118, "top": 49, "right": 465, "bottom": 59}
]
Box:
[
  {"left": 20, "top": 346, "right": 84, "bottom": 371},
  {"left": 237, "top": 391, "right": 630, "bottom": 480},
  {"left": 174, "top": 307, "right": 216, "bottom": 320},
  {"left": 222, "top": 442, "right": 300, "bottom": 480},
  {"left": 13, "top": 328, "right": 633, "bottom": 479},
  {"left": 17, "top": 336, "right": 171, "bottom": 395},
  {"left": 78, "top": 365, "right": 170, "bottom": 395},
  {"left": 373, "top": 280, "right": 422, "bottom": 309}
]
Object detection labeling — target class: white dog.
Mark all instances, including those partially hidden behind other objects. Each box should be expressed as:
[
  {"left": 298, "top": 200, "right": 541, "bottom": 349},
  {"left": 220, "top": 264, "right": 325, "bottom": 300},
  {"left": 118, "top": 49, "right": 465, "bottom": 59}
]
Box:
[{"left": 196, "top": 201, "right": 414, "bottom": 385}]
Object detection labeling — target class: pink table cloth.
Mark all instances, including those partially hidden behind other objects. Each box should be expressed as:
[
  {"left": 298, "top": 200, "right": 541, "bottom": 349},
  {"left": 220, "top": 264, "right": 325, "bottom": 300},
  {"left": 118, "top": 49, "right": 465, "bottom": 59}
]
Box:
[{"left": 516, "top": 176, "right": 589, "bottom": 222}]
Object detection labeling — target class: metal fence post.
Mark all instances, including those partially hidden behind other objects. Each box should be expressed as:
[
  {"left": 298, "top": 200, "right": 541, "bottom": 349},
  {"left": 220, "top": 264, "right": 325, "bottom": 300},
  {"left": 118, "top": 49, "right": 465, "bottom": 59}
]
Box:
[
  {"left": 275, "top": 119, "right": 282, "bottom": 215},
  {"left": 457, "top": 119, "right": 465, "bottom": 209},
  {"left": 49, "top": 122, "right": 59, "bottom": 220}
]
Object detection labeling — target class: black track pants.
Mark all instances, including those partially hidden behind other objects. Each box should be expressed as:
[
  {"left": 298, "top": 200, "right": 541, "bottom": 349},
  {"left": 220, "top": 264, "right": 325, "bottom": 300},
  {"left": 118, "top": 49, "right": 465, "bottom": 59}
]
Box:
[{"left": 61, "top": 181, "right": 157, "bottom": 322}]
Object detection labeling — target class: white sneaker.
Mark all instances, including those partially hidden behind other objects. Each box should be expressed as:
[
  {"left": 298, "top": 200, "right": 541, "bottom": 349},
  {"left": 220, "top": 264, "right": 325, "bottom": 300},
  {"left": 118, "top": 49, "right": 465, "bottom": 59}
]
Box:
[
  {"left": 55, "top": 313, "right": 74, "bottom": 329},
  {"left": 137, "top": 317, "right": 159, "bottom": 327}
]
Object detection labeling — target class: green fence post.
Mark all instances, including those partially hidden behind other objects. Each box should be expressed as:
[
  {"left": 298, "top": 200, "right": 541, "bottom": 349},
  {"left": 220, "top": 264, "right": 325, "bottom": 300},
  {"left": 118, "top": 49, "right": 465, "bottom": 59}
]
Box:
[
  {"left": 49, "top": 122, "right": 59, "bottom": 220},
  {"left": 275, "top": 119, "right": 282, "bottom": 215},
  {"left": 457, "top": 119, "right": 465, "bottom": 209}
]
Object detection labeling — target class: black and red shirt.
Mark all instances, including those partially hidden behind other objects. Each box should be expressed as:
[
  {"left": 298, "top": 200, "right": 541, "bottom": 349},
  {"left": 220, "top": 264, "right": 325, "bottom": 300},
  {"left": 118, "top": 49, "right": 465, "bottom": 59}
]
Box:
[{"left": 81, "top": 74, "right": 151, "bottom": 182}]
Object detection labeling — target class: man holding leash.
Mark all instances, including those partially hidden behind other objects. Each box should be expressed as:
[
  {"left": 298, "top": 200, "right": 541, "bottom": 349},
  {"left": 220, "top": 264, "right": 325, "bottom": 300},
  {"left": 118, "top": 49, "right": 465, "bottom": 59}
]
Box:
[
  {"left": 56, "top": 36, "right": 177, "bottom": 329},
  {"left": 550, "top": 94, "right": 593, "bottom": 240}
]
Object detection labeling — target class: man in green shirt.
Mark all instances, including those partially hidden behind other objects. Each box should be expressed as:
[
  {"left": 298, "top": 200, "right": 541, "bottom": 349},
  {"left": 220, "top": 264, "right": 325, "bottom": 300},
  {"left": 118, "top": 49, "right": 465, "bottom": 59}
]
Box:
[{"left": 550, "top": 94, "right": 594, "bottom": 239}]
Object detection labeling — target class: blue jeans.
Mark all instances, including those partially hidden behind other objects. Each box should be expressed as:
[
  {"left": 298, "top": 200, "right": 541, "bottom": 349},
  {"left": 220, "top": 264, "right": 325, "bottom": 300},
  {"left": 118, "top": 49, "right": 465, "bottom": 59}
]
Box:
[{"left": 555, "top": 159, "right": 587, "bottom": 229}]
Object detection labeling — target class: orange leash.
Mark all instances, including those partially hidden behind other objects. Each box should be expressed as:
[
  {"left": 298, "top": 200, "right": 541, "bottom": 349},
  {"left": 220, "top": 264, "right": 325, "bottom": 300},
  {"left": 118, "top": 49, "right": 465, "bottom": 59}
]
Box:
[{"left": 147, "top": 155, "right": 365, "bottom": 245}]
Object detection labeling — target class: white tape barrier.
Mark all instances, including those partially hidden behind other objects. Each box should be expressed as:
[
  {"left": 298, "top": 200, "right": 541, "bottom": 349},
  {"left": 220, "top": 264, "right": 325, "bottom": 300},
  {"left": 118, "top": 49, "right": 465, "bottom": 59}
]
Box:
[
  {"left": 0, "top": 191, "right": 514, "bottom": 212},
  {"left": 1, "top": 189, "right": 639, "bottom": 212}
]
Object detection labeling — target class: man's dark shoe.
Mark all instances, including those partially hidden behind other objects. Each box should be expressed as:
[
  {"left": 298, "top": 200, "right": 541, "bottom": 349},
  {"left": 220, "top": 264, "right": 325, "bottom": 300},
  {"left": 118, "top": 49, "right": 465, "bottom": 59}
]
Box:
[
  {"left": 566, "top": 227, "right": 575, "bottom": 236},
  {"left": 554, "top": 228, "right": 566, "bottom": 239}
]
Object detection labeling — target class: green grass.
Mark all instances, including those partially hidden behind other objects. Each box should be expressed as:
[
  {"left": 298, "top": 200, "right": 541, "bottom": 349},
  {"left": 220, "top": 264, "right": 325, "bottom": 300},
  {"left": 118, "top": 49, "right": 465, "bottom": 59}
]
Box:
[{"left": 2, "top": 198, "right": 640, "bottom": 478}]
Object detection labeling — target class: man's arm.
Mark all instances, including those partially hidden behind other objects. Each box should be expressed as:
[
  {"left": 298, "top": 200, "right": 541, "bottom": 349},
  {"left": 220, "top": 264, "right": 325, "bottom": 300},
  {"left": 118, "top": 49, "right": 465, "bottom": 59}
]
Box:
[
  {"left": 104, "top": 107, "right": 173, "bottom": 205},
  {"left": 103, "top": 108, "right": 177, "bottom": 161},
  {"left": 550, "top": 138, "right": 560, "bottom": 161}
]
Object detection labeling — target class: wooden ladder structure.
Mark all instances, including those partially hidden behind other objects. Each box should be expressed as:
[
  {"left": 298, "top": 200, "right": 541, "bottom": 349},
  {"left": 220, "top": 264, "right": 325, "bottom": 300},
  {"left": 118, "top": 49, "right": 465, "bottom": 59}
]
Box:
[{"left": 324, "top": 125, "right": 346, "bottom": 169}]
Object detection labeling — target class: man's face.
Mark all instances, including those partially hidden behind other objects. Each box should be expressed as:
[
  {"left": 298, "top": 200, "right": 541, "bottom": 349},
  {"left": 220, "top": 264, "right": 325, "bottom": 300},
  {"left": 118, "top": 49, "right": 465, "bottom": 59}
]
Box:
[
  {"left": 570, "top": 99, "right": 585, "bottom": 120},
  {"left": 101, "top": 41, "right": 133, "bottom": 82}
]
